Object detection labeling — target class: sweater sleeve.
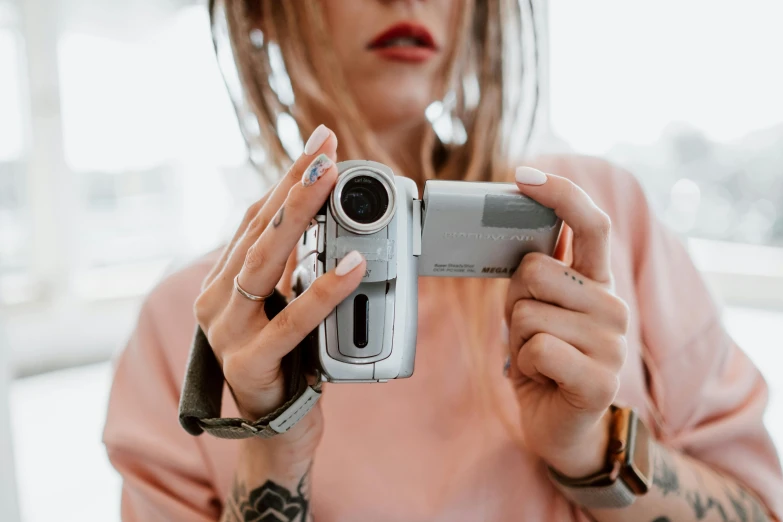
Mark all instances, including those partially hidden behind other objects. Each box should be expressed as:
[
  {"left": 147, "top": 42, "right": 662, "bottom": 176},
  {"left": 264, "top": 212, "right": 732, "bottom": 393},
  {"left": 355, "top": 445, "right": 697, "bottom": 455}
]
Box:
[
  {"left": 627, "top": 172, "right": 783, "bottom": 518},
  {"left": 103, "top": 296, "right": 221, "bottom": 522}
]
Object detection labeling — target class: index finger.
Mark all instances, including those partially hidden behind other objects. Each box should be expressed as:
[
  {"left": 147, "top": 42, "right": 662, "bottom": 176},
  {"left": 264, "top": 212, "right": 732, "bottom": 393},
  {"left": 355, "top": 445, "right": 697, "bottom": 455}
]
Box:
[
  {"left": 203, "top": 126, "right": 337, "bottom": 290},
  {"left": 218, "top": 125, "right": 338, "bottom": 284},
  {"left": 514, "top": 167, "right": 612, "bottom": 284},
  {"left": 202, "top": 192, "right": 271, "bottom": 289},
  {"left": 263, "top": 124, "right": 339, "bottom": 224}
]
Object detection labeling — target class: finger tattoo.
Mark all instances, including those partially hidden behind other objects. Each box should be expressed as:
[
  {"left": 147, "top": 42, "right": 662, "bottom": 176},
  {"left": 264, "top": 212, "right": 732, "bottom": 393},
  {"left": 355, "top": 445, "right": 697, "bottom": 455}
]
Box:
[
  {"left": 273, "top": 207, "right": 284, "bottom": 228},
  {"left": 564, "top": 271, "right": 584, "bottom": 285}
]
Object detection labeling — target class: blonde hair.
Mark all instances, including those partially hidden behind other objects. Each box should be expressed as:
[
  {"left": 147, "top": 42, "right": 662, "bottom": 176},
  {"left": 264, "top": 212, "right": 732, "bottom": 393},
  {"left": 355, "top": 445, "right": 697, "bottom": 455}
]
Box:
[
  {"left": 210, "top": 0, "right": 540, "bottom": 181},
  {"left": 210, "top": 0, "right": 541, "bottom": 439}
]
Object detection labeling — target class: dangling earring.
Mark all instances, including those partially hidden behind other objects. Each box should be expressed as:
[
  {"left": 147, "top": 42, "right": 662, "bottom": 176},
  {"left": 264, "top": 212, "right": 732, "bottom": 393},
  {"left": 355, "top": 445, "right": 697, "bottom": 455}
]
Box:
[
  {"left": 425, "top": 90, "right": 467, "bottom": 146},
  {"left": 249, "top": 28, "right": 264, "bottom": 49}
]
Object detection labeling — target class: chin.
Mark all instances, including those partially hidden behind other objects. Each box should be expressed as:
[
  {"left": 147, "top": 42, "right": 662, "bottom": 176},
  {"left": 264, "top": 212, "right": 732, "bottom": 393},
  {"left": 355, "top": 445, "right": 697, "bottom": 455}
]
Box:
[{"left": 357, "top": 81, "right": 434, "bottom": 129}]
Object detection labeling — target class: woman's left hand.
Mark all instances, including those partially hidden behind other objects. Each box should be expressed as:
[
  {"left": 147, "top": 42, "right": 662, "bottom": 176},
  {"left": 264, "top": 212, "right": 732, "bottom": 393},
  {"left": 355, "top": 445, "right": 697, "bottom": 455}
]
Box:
[{"left": 506, "top": 167, "right": 630, "bottom": 479}]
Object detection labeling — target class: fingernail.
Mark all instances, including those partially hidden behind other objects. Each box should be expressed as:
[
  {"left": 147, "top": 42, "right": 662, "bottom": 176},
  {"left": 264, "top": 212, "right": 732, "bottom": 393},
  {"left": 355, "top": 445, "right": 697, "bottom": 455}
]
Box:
[
  {"left": 335, "top": 250, "right": 364, "bottom": 276},
  {"left": 515, "top": 166, "right": 548, "bottom": 186},
  {"left": 302, "top": 154, "right": 333, "bottom": 187},
  {"left": 304, "top": 124, "right": 330, "bottom": 156}
]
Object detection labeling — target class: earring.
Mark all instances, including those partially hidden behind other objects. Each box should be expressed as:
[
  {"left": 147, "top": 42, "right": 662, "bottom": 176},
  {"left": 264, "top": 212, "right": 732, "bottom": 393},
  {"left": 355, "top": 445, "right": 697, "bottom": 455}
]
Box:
[
  {"left": 249, "top": 28, "right": 264, "bottom": 49},
  {"left": 426, "top": 91, "right": 467, "bottom": 145}
]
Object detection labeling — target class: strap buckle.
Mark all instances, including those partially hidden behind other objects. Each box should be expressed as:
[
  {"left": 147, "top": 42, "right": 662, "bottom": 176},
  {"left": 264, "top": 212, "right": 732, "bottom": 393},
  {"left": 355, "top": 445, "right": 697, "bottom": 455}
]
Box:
[{"left": 240, "top": 422, "right": 260, "bottom": 435}]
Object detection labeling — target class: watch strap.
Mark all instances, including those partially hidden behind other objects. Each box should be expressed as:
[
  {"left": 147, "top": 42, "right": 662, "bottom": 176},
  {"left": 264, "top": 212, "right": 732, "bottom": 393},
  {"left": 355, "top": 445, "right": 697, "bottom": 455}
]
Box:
[
  {"left": 547, "top": 407, "right": 651, "bottom": 509},
  {"left": 178, "top": 290, "right": 321, "bottom": 439},
  {"left": 548, "top": 467, "right": 637, "bottom": 508}
]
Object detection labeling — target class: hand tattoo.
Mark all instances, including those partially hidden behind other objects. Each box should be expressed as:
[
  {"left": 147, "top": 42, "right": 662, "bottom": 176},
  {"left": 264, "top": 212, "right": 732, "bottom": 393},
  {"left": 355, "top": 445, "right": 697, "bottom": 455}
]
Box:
[{"left": 564, "top": 271, "right": 583, "bottom": 285}]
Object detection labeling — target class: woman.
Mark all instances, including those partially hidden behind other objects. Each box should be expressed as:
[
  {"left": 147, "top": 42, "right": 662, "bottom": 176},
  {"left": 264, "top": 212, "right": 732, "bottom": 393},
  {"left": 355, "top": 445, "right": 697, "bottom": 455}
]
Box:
[{"left": 103, "top": 1, "right": 782, "bottom": 521}]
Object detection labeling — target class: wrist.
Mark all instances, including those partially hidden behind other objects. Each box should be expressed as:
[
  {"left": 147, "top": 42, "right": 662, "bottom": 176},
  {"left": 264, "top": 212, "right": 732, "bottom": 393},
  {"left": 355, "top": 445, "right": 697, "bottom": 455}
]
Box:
[
  {"left": 241, "top": 407, "right": 322, "bottom": 468},
  {"left": 546, "top": 408, "right": 612, "bottom": 479},
  {"left": 238, "top": 435, "right": 316, "bottom": 488}
]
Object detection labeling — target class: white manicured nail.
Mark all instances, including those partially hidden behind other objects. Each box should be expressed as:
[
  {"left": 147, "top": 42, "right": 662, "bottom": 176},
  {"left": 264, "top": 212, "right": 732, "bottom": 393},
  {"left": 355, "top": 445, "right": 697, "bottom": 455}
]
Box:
[
  {"left": 515, "top": 166, "right": 548, "bottom": 185},
  {"left": 304, "top": 124, "right": 330, "bottom": 156},
  {"left": 335, "top": 251, "right": 364, "bottom": 276}
]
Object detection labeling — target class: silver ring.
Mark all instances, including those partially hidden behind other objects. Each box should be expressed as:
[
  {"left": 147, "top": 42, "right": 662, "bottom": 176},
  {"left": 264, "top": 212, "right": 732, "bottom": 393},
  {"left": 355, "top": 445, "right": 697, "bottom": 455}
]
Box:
[{"left": 234, "top": 275, "right": 275, "bottom": 302}]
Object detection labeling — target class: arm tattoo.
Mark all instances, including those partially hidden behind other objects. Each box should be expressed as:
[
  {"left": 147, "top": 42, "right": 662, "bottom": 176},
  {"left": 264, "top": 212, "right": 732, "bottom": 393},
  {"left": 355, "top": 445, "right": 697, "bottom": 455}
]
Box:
[
  {"left": 741, "top": 488, "right": 769, "bottom": 522},
  {"left": 727, "top": 489, "right": 749, "bottom": 522},
  {"left": 685, "top": 490, "right": 732, "bottom": 521},
  {"left": 273, "top": 207, "right": 285, "bottom": 228},
  {"left": 647, "top": 447, "right": 770, "bottom": 522},
  {"left": 653, "top": 450, "right": 680, "bottom": 496},
  {"left": 222, "top": 467, "right": 311, "bottom": 522}
]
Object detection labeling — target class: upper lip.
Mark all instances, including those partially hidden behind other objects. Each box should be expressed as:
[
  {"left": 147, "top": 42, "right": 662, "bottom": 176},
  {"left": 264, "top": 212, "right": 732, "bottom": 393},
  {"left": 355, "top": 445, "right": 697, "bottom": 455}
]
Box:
[{"left": 368, "top": 22, "right": 438, "bottom": 50}]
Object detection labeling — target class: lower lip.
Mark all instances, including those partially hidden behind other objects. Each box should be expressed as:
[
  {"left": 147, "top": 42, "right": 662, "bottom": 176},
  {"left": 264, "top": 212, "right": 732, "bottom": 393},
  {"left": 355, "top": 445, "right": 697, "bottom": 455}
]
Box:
[{"left": 370, "top": 46, "right": 436, "bottom": 63}]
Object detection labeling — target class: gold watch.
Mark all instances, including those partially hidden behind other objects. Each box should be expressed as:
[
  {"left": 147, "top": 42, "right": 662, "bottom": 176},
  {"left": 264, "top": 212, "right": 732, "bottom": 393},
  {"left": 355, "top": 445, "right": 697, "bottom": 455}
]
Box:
[{"left": 548, "top": 406, "right": 654, "bottom": 509}]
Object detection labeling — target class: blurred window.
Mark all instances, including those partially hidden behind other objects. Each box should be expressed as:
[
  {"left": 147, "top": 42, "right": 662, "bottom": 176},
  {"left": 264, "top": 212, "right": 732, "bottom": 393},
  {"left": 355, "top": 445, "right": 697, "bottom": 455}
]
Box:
[
  {"left": 548, "top": 1, "right": 783, "bottom": 306},
  {"left": 550, "top": 1, "right": 783, "bottom": 249},
  {"left": 0, "top": 25, "right": 31, "bottom": 301},
  {"left": 0, "top": 3, "right": 253, "bottom": 305},
  {"left": 2, "top": 1, "right": 256, "bottom": 375},
  {"left": 57, "top": 9, "right": 249, "bottom": 300}
]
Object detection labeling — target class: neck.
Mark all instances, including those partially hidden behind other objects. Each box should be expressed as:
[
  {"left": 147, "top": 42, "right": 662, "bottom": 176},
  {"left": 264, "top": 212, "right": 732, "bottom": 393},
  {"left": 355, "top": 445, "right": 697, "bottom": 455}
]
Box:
[
  {"left": 373, "top": 121, "right": 428, "bottom": 183},
  {"left": 304, "top": 105, "right": 430, "bottom": 183}
]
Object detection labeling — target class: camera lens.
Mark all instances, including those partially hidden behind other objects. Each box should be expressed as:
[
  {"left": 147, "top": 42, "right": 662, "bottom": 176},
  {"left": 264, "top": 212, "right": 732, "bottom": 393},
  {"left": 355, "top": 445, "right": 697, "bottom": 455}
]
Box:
[
  {"left": 331, "top": 164, "right": 397, "bottom": 234},
  {"left": 340, "top": 175, "right": 390, "bottom": 225}
]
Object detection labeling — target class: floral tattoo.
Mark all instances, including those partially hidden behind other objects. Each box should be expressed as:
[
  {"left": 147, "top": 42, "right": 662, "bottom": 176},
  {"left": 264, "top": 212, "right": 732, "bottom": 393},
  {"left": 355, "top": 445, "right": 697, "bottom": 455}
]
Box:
[{"left": 222, "top": 467, "right": 311, "bottom": 522}]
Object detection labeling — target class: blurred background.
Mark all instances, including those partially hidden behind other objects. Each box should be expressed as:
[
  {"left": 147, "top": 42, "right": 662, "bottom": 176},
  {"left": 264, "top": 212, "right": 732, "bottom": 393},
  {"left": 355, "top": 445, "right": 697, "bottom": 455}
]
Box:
[{"left": 1, "top": 0, "right": 782, "bottom": 520}]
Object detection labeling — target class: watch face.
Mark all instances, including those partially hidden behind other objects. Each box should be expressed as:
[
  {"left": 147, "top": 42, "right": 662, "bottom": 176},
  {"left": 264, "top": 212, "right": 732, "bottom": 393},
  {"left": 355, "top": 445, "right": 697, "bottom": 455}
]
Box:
[{"left": 626, "top": 411, "right": 653, "bottom": 494}]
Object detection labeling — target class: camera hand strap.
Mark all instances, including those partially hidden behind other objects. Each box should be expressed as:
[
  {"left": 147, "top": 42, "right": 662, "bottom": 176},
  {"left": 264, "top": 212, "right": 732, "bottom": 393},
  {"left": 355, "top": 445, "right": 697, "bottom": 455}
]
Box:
[{"left": 178, "top": 290, "right": 322, "bottom": 439}]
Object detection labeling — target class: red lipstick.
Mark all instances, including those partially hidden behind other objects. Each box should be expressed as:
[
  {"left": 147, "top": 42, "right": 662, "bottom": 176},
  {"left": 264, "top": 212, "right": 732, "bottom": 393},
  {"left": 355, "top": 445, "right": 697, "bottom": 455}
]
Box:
[{"left": 368, "top": 22, "right": 438, "bottom": 63}]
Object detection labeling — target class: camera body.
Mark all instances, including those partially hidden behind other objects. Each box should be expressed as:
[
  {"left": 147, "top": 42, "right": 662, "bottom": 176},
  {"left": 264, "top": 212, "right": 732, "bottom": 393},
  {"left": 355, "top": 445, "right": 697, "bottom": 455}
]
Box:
[{"left": 294, "top": 160, "right": 562, "bottom": 383}]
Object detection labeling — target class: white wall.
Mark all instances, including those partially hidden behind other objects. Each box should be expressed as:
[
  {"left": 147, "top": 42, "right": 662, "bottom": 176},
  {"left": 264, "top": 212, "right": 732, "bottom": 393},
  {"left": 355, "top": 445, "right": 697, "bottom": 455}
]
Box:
[{"left": 0, "top": 323, "right": 20, "bottom": 522}]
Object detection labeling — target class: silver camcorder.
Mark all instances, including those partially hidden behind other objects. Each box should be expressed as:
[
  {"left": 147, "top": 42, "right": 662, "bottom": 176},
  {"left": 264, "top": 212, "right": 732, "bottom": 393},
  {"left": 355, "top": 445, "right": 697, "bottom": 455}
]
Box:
[{"left": 294, "top": 160, "right": 562, "bottom": 383}]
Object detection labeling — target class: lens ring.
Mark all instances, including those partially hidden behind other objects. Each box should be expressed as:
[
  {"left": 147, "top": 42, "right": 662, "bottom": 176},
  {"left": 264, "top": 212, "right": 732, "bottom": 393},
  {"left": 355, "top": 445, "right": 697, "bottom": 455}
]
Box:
[{"left": 331, "top": 166, "right": 396, "bottom": 234}]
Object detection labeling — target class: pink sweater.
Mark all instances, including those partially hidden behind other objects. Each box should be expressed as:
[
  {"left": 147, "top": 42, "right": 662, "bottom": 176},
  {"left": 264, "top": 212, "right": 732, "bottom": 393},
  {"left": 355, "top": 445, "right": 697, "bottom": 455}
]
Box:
[{"left": 103, "top": 155, "right": 783, "bottom": 521}]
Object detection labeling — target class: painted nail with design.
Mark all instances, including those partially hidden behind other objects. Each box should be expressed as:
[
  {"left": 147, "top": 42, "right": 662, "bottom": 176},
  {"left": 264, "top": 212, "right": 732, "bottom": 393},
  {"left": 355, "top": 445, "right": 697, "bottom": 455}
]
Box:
[{"left": 302, "top": 154, "right": 334, "bottom": 187}]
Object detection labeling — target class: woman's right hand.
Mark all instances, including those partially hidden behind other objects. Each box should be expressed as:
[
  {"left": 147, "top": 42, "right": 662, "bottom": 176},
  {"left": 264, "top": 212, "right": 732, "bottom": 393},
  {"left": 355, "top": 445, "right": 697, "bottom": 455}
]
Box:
[{"left": 193, "top": 125, "right": 366, "bottom": 443}]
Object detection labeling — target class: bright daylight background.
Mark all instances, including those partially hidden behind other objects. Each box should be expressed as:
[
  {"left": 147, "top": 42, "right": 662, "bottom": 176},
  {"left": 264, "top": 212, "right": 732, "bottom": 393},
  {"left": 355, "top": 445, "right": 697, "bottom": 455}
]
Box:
[{"left": 1, "top": 1, "right": 782, "bottom": 520}]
